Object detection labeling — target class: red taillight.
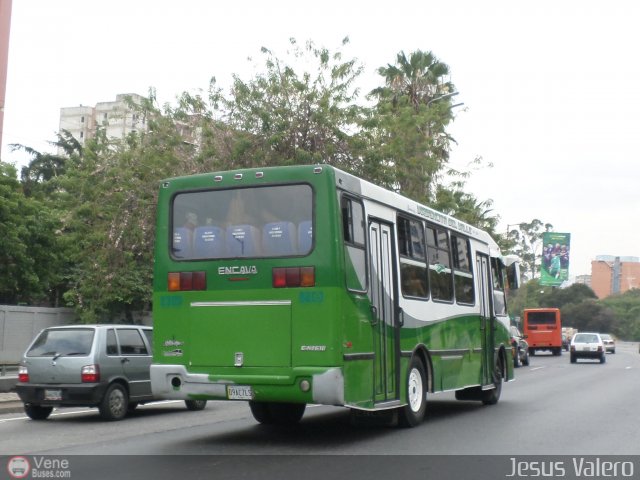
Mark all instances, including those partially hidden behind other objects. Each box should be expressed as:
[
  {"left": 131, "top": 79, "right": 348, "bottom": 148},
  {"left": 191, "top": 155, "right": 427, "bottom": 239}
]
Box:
[
  {"left": 168, "top": 271, "right": 206, "bottom": 291},
  {"left": 273, "top": 267, "right": 315, "bottom": 288},
  {"left": 18, "top": 366, "right": 29, "bottom": 383},
  {"left": 81, "top": 364, "right": 100, "bottom": 383}
]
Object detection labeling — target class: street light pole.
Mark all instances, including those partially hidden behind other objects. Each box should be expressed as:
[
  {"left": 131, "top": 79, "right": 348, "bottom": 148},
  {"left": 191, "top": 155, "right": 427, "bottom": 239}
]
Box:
[{"left": 427, "top": 91, "right": 459, "bottom": 107}]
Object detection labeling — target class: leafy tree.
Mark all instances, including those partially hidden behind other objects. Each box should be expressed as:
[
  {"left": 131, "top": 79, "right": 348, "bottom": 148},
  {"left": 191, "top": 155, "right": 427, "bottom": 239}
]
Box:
[
  {"left": 212, "top": 37, "right": 364, "bottom": 170},
  {"left": 503, "top": 219, "right": 553, "bottom": 279},
  {"left": 562, "top": 300, "right": 618, "bottom": 334},
  {"left": 601, "top": 289, "right": 640, "bottom": 340},
  {"left": 0, "top": 162, "right": 62, "bottom": 305}
]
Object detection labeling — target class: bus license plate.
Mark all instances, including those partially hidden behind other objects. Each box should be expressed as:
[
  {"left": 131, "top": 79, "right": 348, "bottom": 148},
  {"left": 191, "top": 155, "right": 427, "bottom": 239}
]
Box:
[
  {"left": 227, "top": 385, "right": 253, "bottom": 400},
  {"left": 44, "top": 389, "right": 62, "bottom": 401}
]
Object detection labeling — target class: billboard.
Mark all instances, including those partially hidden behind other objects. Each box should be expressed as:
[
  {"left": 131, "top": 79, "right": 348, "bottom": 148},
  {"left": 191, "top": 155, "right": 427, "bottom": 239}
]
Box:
[{"left": 540, "top": 232, "right": 571, "bottom": 286}]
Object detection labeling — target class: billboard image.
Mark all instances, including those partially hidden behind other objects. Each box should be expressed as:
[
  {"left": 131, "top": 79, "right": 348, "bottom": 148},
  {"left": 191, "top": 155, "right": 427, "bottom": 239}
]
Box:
[{"left": 540, "top": 232, "right": 571, "bottom": 286}]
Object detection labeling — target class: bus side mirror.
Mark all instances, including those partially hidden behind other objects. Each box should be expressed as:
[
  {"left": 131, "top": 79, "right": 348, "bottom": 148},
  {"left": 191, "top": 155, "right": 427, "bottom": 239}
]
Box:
[{"left": 506, "top": 262, "right": 520, "bottom": 290}]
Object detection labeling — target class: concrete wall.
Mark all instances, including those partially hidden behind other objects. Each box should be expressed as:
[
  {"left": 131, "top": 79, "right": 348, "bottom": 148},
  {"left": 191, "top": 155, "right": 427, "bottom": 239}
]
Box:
[{"left": 0, "top": 305, "right": 77, "bottom": 364}]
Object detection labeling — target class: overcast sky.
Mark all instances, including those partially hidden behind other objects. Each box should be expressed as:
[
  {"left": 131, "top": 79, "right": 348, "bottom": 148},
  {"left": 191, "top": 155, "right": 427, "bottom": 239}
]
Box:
[{"left": 2, "top": 0, "right": 639, "bottom": 277}]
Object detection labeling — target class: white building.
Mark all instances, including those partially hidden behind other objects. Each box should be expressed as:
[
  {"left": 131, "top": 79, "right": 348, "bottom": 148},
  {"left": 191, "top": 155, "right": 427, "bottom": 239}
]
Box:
[{"left": 58, "top": 93, "right": 147, "bottom": 153}]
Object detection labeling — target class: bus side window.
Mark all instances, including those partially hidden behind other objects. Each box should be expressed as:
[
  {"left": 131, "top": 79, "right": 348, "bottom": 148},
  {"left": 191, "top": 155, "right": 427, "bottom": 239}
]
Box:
[
  {"left": 491, "top": 258, "right": 507, "bottom": 316},
  {"left": 426, "top": 225, "right": 453, "bottom": 301},
  {"left": 397, "top": 216, "right": 428, "bottom": 299},
  {"left": 451, "top": 235, "right": 475, "bottom": 305},
  {"left": 341, "top": 195, "right": 367, "bottom": 292}
]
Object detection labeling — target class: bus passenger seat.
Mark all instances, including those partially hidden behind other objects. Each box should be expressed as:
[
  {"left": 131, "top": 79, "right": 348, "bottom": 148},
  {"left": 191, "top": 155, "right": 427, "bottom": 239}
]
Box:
[
  {"left": 227, "top": 225, "right": 260, "bottom": 257},
  {"left": 297, "top": 221, "right": 313, "bottom": 254},
  {"left": 172, "top": 227, "right": 192, "bottom": 259},
  {"left": 262, "top": 222, "right": 296, "bottom": 256},
  {"left": 193, "top": 226, "right": 225, "bottom": 258}
]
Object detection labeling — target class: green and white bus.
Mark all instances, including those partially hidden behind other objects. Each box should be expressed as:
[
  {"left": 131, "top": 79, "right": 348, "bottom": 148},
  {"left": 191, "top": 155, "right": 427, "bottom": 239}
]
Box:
[{"left": 150, "top": 164, "right": 519, "bottom": 426}]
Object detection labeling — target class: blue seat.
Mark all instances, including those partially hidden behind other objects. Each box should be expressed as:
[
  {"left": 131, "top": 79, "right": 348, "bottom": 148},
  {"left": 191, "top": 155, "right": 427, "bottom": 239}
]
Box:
[
  {"left": 226, "top": 225, "right": 260, "bottom": 257},
  {"left": 172, "top": 227, "right": 192, "bottom": 259},
  {"left": 298, "top": 221, "right": 313, "bottom": 254},
  {"left": 193, "top": 226, "right": 225, "bottom": 258},
  {"left": 262, "top": 222, "right": 296, "bottom": 256}
]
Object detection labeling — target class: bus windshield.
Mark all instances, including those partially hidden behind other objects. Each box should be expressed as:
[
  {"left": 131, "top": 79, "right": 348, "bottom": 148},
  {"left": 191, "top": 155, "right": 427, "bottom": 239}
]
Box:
[{"left": 171, "top": 184, "right": 313, "bottom": 259}]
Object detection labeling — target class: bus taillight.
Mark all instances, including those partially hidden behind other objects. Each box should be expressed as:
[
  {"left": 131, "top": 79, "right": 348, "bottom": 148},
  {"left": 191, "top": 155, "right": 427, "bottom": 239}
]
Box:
[
  {"left": 272, "top": 267, "right": 315, "bottom": 288},
  {"left": 168, "top": 271, "right": 206, "bottom": 291}
]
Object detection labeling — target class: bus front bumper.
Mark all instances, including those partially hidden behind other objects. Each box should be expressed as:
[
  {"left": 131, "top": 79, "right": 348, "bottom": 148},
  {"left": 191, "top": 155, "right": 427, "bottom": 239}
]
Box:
[{"left": 150, "top": 364, "right": 344, "bottom": 406}]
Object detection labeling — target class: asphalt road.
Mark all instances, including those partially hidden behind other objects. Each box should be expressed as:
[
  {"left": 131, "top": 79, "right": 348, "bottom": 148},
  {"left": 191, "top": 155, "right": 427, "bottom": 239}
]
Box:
[{"left": 1, "top": 343, "right": 639, "bottom": 478}]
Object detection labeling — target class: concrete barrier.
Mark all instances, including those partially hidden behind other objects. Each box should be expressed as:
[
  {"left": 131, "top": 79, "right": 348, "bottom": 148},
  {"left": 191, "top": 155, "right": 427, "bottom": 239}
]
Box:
[{"left": 0, "top": 305, "right": 76, "bottom": 364}]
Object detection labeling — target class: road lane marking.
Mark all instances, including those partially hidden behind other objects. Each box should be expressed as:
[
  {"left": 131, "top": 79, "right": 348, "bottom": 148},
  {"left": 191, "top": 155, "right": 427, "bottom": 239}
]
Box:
[{"left": 0, "top": 400, "right": 185, "bottom": 424}]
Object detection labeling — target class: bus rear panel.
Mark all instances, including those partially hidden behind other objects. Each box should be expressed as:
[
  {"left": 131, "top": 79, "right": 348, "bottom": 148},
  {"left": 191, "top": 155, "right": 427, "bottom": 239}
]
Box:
[{"left": 523, "top": 308, "right": 562, "bottom": 356}]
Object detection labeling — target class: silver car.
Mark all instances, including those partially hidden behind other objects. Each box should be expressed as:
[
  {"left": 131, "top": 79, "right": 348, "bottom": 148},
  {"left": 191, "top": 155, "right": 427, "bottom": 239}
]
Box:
[
  {"left": 16, "top": 325, "right": 207, "bottom": 420},
  {"left": 600, "top": 333, "right": 616, "bottom": 354}
]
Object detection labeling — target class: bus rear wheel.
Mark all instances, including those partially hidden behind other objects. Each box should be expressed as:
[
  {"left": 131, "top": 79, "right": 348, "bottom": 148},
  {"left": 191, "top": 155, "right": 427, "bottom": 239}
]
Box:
[
  {"left": 398, "top": 357, "right": 427, "bottom": 428},
  {"left": 249, "top": 401, "right": 306, "bottom": 425}
]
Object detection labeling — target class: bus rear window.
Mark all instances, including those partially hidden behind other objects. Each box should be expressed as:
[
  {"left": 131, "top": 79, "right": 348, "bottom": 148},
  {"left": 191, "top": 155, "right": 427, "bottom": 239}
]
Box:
[
  {"left": 527, "top": 312, "right": 558, "bottom": 325},
  {"left": 171, "top": 184, "right": 313, "bottom": 259}
]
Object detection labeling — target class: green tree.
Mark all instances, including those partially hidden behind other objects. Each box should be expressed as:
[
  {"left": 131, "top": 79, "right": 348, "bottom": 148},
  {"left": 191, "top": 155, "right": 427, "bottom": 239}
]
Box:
[
  {"left": 0, "top": 162, "right": 62, "bottom": 305},
  {"left": 502, "top": 219, "right": 553, "bottom": 279},
  {"left": 601, "top": 289, "right": 640, "bottom": 340},
  {"left": 367, "top": 50, "right": 456, "bottom": 203},
  {"left": 212, "top": 37, "right": 364, "bottom": 170},
  {"left": 562, "top": 300, "right": 618, "bottom": 334},
  {"left": 542, "top": 283, "right": 597, "bottom": 310}
]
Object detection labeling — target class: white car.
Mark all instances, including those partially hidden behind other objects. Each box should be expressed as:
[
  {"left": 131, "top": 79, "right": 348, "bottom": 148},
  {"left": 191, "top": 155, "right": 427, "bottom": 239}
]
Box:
[
  {"left": 600, "top": 333, "right": 616, "bottom": 354},
  {"left": 570, "top": 332, "right": 606, "bottom": 364}
]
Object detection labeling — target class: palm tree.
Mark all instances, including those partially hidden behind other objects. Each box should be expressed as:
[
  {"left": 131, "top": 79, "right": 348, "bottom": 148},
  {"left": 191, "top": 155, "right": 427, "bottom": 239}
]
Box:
[{"left": 373, "top": 50, "right": 454, "bottom": 112}]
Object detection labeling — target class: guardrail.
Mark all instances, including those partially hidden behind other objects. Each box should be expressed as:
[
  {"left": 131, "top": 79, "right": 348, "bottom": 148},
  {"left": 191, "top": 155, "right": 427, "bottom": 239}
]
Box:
[{"left": 1, "top": 365, "right": 18, "bottom": 376}]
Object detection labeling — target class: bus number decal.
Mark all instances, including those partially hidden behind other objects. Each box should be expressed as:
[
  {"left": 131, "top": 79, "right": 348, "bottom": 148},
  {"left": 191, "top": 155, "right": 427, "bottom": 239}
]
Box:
[
  {"left": 299, "top": 291, "right": 324, "bottom": 303},
  {"left": 160, "top": 296, "right": 183, "bottom": 308}
]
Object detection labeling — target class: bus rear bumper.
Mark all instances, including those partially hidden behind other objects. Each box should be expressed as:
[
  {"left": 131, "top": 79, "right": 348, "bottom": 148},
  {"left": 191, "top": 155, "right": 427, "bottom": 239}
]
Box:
[
  {"left": 151, "top": 364, "right": 226, "bottom": 400},
  {"left": 150, "top": 364, "right": 345, "bottom": 405}
]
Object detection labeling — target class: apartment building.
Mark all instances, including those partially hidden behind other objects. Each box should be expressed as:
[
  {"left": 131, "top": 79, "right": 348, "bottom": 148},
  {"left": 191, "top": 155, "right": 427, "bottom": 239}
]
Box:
[
  {"left": 58, "top": 93, "right": 147, "bottom": 152},
  {"left": 591, "top": 255, "right": 640, "bottom": 299}
]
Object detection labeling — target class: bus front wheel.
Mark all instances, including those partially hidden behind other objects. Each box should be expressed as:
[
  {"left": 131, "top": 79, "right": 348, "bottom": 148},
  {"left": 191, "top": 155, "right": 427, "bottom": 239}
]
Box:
[
  {"left": 482, "top": 356, "right": 504, "bottom": 406},
  {"left": 398, "top": 357, "right": 427, "bottom": 428}
]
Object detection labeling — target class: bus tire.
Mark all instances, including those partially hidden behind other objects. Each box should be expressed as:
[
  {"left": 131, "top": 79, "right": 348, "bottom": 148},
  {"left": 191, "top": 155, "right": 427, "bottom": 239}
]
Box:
[
  {"left": 249, "top": 401, "right": 306, "bottom": 425},
  {"left": 482, "top": 356, "right": 503, "bottom": 406},
  {"left": 185, "top": 399, "right": 207, "bottom": 411},
  {"left": 398, "top": 357, "right": 427, "bottom": 428},
  {"left": 249, "top": 401, "right": 273, "bottom": 424},
  {"left": 268, "top": 402, "right": 306, "bottom": 425}
]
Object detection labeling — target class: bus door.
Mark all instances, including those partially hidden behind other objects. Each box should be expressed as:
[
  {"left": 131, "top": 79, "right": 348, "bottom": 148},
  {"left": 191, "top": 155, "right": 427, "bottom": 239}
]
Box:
[
  {"left": 476, "top": 253, "right": 494, "bottom": 387},
  {"left": 368, "top": 219, "right": 398, "bottom": 403}
]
